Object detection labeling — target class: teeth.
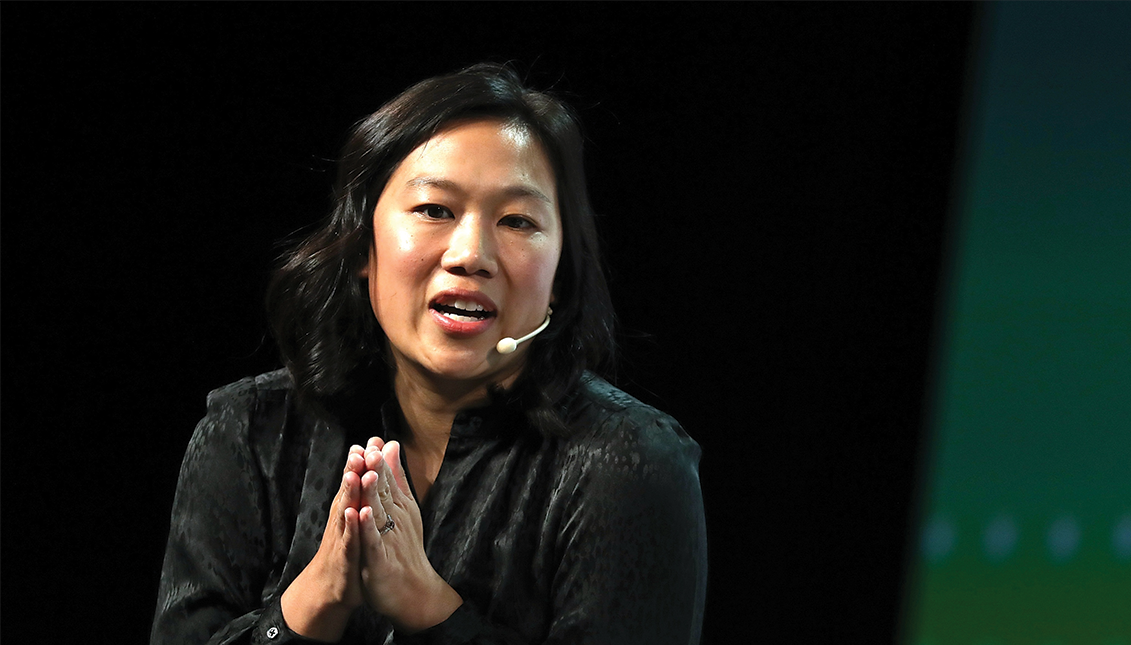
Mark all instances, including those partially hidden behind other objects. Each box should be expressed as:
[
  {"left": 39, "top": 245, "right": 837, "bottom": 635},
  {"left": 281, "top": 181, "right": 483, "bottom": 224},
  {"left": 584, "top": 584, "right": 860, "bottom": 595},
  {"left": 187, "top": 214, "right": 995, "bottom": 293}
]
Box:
[
  {"left": 450, "top": 299, "right": 485, "bottom": 313},
  {"left": 433, "top": 296, "right": 492, "bottom": 323}
]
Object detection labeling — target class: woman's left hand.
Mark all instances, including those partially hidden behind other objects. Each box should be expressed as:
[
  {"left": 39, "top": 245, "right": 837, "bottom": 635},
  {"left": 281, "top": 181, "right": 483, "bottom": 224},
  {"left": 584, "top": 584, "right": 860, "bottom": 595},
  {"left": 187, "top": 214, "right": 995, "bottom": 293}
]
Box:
[{"left": 359, "top": 441, "right": 464, "bottom": 633}]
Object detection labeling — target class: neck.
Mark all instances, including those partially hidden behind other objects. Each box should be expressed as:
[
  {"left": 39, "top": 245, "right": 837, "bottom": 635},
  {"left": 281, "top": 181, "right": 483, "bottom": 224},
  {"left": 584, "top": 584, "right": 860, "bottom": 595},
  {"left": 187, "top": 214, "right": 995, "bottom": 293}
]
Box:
[
  {"left": 392, "top": 362, "right": 516, "bottom": 453},
  {"left": 387, "top": 339, "right": 529, "bottom": 443}
]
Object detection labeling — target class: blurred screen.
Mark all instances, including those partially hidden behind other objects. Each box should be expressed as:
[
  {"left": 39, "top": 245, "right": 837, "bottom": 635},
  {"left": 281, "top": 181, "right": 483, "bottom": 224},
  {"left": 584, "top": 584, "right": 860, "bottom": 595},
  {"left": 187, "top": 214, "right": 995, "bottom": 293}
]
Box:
[{"left": 902, "top": 3, "right": 1131, "bottom": 644}]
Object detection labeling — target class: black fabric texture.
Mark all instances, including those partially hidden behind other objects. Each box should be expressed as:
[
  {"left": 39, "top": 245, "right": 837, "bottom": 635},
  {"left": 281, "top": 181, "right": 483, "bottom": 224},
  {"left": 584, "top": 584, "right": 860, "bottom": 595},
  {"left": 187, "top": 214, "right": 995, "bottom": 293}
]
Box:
[{"left": 152, "top": 369, "right": 706, "bottom": 645}]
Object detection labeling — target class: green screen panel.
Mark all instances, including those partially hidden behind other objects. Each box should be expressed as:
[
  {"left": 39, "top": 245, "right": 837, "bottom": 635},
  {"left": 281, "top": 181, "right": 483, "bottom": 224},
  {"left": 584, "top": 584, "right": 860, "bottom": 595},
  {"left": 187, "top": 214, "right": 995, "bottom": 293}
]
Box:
[{"left": 903, "top": 3, "right": 1131, "bottom": 644}]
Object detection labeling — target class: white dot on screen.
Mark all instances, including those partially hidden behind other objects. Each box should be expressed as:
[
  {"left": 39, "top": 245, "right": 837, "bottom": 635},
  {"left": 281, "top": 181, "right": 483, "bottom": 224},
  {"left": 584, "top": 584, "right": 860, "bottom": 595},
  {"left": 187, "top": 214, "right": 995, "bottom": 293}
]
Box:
[
  {"left": 983, "top": 515, "right": 1018, "bottom": 561},
  {"left": 1047, "top": 515, "right": 1081, "bottom": 562},
  {"left": 1113, "top": 514, "right": 1131, "bottom": 560},
  {"left": 922, "top": 516, "right": 955, "bottom": 562}
]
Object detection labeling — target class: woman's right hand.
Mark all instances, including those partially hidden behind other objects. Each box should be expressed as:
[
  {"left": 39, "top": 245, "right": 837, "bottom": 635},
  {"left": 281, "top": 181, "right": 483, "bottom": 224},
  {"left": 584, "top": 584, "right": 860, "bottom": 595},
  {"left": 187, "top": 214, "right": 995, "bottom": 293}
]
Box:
[{"left": 279, "top": 440, "right": 382, "bottom": 641}]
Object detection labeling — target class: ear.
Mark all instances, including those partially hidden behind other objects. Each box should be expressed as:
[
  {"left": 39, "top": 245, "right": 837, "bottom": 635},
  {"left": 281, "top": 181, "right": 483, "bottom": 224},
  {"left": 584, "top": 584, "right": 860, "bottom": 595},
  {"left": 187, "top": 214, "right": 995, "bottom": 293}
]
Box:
[{"left": 358, "top": 247, "right": 375, "bottom": 279}]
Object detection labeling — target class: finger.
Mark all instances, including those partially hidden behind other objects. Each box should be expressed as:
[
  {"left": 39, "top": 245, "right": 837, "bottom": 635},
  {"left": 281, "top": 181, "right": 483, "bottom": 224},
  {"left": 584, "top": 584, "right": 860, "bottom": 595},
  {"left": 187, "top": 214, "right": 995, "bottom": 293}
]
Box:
[
  {"left": 371, "top": 455, "right": 396, "bottom": 506},
  {"left": 359, "top": 505, "right": 387, "bottom": 565},
  {"left": 367, "top": 436, "right": 385, "bottom": 451},
  {"left": 349, "top": 444, "right": 365, "bottom": 459},
  {"left": 381, "top": 441, "right": 414, "bottom": 501},
  {"left": 332, "top": 469, "right": 357, "bottom": 509},
  {"left": 361, "top": 470, "right": 388, "bottom": 519},
  {"left": 326, "top": 470, "right": 357, "bottom": 536},
  {"left": 344, "top": 470, "right": 362, "bottom": 510},
  {"left": 364, "top": 444, "right": 386, "bottom": 474},
  {"left": 345, "top": 445, "right": 368, "bottom": 479},
  {"left": 346, "top": 451, "right": 367, "bottom": 475}
]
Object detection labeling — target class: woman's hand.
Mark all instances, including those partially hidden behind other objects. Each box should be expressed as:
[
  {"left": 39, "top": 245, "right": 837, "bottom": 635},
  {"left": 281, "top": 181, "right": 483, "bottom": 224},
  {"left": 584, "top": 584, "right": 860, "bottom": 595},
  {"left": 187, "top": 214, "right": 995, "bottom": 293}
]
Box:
[
  {"left": 359, "top": 441, "right": 463, "bottom": 633},
  {"left": 280, "top": 443, "right": 375, "bottom": 641}
]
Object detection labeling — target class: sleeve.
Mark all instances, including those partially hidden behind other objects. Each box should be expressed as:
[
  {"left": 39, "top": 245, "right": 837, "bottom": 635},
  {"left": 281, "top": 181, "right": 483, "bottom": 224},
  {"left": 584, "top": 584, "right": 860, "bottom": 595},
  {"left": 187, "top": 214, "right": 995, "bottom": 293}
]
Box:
[
  {"left": 396, "top": 413, "right": 708, "bottom": 645},
  {"left": 150, "top": 385, "right": 324, "bottom": 645}
]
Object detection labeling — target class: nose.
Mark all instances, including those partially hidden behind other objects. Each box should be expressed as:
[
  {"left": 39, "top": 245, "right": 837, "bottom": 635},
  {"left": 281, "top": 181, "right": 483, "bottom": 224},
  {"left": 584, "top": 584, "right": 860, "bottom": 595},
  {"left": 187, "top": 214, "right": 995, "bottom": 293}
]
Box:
[{"left": 441, "top": 214, "right": 498, "bottom": 277}]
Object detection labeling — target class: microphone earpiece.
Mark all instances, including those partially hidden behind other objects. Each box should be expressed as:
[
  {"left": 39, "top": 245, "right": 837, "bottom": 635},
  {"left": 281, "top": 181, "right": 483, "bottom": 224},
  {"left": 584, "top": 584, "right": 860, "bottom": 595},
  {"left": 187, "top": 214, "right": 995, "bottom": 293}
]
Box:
[{"left": 496, "top": 307, "right": 552, "bottom": 354}]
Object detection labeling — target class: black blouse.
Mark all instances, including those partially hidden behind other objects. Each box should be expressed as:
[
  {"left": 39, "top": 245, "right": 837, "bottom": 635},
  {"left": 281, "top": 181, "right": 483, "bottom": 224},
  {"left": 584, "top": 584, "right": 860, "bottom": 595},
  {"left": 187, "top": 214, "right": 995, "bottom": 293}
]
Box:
[{"left": 151, "top": 369, "right": 706, "bottom": 645}]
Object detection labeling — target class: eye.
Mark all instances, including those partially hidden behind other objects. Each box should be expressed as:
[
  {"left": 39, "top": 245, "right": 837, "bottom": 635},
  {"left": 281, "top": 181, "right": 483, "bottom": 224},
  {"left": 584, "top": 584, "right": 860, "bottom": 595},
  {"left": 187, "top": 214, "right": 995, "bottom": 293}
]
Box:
[
  {"left": 415, "top": 204, "right": 454, "bottom": 220},
  {"left": 500, "top": 215, "right": 535, "bottom": 230}
]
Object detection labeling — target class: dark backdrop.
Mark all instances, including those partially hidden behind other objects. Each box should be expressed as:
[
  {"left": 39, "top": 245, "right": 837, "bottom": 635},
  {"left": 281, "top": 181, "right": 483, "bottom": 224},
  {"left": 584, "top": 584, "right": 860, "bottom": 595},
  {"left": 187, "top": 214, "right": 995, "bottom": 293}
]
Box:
[{"left": 2, "top": 4, "right": 974, "bottom": 642}]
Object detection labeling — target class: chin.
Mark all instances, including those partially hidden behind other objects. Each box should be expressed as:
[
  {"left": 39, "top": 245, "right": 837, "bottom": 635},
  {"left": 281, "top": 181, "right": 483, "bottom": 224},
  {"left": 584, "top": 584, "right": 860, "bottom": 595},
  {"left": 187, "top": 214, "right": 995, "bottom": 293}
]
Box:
[
  {"left": 437, "top": 353, "right": 525, "bottom": 386},
  {"left": 421, "top": 351, "right": 497, "bottom": 381}
]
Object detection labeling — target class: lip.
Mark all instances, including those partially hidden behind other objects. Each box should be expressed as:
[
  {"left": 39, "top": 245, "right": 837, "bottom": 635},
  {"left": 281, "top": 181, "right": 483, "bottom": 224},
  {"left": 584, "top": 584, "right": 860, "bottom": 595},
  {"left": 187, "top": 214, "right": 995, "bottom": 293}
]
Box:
[{"left": 428, "top": 289, "right": 498, "bottom": 337}]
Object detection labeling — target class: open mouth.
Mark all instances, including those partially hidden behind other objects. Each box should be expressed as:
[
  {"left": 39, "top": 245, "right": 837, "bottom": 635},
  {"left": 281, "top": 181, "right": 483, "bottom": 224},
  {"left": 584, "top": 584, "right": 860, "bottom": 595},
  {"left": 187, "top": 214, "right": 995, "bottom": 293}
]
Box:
[{"left": 430, "top": 297, "right": 497, "bottom": 323}]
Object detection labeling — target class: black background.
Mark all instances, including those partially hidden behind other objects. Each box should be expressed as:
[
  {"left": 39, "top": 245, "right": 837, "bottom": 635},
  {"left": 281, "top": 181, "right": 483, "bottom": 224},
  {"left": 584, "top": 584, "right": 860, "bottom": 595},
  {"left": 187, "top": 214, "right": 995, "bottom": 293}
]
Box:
[{"left": 3, "top": 4, "right": 974, "bottom": 642}]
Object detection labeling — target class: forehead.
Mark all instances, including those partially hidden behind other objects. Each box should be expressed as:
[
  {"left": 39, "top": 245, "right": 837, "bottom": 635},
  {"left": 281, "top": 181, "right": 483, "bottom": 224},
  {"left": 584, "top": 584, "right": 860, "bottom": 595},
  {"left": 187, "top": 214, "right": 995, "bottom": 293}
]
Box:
[{"left": 391, "top": 119, "right": 557, "bottom": 196}]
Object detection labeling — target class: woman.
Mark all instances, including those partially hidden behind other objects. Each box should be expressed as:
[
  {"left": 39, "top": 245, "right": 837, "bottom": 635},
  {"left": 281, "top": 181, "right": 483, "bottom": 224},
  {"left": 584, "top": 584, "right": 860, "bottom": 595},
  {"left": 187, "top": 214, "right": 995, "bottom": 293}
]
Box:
[{"left": 152, "top": 63, "right": 706, "bottom": 645}]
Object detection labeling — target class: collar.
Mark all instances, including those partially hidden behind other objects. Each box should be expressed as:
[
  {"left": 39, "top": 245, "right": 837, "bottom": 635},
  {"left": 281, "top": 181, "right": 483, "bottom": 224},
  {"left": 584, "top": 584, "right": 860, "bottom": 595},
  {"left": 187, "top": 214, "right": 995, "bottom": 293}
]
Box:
[{"left": 378, "top": 394, "right": 523, "bottom": 442}]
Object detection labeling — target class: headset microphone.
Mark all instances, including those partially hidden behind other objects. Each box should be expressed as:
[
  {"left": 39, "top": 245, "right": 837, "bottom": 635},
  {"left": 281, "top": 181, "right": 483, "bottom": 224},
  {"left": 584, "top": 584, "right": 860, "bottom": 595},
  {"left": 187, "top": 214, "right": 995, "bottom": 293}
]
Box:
[{"left": 496, "top": 307, "right": 553, "bottom": 354}]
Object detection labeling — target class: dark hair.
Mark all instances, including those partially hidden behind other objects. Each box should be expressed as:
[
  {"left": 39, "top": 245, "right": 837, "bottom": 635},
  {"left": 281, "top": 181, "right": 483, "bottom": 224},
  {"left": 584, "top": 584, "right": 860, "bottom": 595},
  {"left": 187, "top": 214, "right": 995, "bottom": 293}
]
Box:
[{"left": 266, "top": 63, "right": 616, "bottom": 436}]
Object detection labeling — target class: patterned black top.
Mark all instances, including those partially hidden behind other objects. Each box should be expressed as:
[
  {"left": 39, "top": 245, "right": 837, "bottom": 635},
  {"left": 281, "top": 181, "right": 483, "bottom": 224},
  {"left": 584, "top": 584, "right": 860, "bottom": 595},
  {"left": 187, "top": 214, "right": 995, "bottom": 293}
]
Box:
[{"left": 151, "top": 369, "right": 706, "bottom": 645}]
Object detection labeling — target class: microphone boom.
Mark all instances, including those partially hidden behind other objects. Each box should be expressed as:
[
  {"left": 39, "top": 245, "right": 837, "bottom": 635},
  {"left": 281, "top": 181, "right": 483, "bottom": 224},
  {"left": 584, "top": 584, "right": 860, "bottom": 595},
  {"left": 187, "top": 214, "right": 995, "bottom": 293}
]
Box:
[{"left": 496, "top": 308, "right": 552, "bottom": 354}]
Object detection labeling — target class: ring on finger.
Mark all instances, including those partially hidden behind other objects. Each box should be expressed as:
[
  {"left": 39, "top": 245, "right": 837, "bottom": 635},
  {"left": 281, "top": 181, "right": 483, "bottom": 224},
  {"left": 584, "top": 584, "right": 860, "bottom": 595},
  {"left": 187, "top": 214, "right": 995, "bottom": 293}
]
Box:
[{"left": 379, "top": 513, "right": 395, "bottom": 534}]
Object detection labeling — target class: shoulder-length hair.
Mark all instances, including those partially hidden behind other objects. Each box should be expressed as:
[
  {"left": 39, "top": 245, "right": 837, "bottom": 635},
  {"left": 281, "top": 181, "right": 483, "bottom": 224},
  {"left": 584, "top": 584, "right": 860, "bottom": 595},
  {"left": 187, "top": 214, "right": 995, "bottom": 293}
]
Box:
[{"left": 266, "top": 63, "right": 616, "bottom": 436}]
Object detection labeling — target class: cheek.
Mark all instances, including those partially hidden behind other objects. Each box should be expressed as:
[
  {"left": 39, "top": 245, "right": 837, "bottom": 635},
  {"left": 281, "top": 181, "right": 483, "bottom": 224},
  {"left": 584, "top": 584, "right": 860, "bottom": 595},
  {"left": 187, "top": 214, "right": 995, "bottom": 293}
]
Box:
[
  {"left": 392, "top": 226, "right": 416, "bottom": 256},
  {"left": 368, "top": 232, "right": 422, "bottom": 322},
  {"left": 372, "top": 229, "right": 428, "bottom": 293},
  {"left": 520, "top": 238, "right": 563, "bottom": 296}
]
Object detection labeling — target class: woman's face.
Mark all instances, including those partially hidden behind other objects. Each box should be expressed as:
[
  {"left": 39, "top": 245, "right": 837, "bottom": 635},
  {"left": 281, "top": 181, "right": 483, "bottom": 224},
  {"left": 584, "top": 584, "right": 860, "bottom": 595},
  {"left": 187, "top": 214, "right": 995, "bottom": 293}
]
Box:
[{"left": 364, "top": 119, "right": 562, "bottom": 390}]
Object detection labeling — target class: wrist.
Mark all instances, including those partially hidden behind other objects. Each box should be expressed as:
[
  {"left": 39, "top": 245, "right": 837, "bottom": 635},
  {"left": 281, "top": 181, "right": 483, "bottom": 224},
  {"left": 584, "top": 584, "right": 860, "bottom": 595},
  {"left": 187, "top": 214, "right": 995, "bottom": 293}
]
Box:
[
  {"left": 395, "top": 576, "right": 464, "bottom": 634},
  {"left": 281, "top": 572, "right": 356, "bottom": 642}
]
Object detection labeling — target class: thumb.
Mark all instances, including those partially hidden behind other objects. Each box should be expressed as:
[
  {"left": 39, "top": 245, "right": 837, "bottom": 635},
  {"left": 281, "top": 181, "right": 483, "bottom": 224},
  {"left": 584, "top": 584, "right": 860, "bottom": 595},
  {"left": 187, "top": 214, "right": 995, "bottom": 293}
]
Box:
[
  {"left": 382, "top": 441, "right": 414, "bottom": 499},
  {"left": 343, "top": 507, "right": 361, "bottom": 566}
]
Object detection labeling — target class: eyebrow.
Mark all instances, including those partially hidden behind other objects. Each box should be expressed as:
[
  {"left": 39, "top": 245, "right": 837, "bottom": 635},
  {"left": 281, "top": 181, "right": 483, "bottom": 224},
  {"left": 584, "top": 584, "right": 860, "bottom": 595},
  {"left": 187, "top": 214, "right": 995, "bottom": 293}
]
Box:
[{"left": 404, "top": 176, "right": 553, "bottom": 205}]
